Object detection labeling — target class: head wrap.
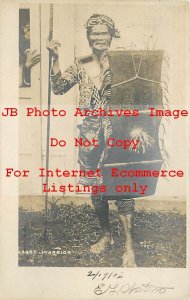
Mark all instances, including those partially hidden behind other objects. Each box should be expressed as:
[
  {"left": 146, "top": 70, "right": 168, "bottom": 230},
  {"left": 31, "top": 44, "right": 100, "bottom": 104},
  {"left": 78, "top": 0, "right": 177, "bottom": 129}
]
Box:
[{"left": 85, "top": 14, "right": 120, "bottom": 38}]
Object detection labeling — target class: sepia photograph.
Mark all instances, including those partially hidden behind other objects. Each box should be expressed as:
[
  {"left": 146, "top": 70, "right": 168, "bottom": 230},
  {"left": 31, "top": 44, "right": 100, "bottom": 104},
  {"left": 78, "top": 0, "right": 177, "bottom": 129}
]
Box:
[
  {"left": 18, "top": 2, "right": 187, "bottom": 269},
  {"left": 0, "top": 1, "right": 190, "bottom": 299}
]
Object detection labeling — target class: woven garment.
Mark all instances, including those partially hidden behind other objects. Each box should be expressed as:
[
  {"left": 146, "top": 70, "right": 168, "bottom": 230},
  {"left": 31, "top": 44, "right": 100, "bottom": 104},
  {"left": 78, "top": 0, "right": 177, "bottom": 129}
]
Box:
[
  {"left": 91, "top": 195, "right": 135, "bottom": 215},
  {"left": 51, "top": 53, "right": 113, "bottom": 185}
]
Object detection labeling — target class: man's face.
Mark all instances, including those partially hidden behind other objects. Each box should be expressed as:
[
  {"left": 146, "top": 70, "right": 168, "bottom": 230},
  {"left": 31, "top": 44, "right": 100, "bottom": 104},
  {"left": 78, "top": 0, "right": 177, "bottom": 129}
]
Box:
[{"left": 88, "top": 24, "right": 112, "bottom": 53}]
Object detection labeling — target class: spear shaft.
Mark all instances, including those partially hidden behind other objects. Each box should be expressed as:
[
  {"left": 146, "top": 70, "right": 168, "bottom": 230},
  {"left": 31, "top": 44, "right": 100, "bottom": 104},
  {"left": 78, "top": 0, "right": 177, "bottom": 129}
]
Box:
[{"left": 44, "top": 3, "right": 53, "bottom": 241}]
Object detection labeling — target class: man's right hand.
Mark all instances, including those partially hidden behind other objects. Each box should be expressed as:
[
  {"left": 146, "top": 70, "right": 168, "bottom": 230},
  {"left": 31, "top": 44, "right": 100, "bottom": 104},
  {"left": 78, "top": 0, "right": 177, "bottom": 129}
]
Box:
[{"left": 46, "top": 39, "right": 61, "bottom": 59}]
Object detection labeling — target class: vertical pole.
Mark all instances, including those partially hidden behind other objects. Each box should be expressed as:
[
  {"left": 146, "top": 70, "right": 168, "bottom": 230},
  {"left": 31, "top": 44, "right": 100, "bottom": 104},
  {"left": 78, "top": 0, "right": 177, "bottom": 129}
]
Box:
[{"left": 43, "top": 3, "right": 53, "bottom": 242}]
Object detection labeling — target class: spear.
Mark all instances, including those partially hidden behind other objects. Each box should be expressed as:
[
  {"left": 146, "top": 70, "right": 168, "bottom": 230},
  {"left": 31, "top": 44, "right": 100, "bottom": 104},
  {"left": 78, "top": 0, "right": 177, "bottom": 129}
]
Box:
[{"left": 43, "top": 3, "right": 53, "bottom": 242}]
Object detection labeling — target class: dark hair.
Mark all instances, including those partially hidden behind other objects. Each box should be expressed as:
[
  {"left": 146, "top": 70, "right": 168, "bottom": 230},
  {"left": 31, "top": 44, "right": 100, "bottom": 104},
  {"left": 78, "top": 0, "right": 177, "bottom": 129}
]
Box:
[{"left": 19, "top": 9, "right": 30, "bottom": 31}]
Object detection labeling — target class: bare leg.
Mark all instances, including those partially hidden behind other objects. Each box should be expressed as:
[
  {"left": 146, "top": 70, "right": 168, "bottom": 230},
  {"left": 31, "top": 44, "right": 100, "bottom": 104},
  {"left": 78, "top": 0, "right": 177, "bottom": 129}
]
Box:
[
  {"left": 90, "top": 196, "right": 112, "bottom": 254},
  {"left": 119, "top": 213, "right": 136, "bottom": 267},
  {"left": 116, "top": 199, "right": 136, "bottom": 267}
]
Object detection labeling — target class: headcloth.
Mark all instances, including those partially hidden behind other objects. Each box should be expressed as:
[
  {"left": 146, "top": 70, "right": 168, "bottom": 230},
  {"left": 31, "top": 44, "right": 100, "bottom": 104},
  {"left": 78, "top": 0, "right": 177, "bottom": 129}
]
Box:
[{"left": 85, "top": 14, "right": 120, "bottom": 38}]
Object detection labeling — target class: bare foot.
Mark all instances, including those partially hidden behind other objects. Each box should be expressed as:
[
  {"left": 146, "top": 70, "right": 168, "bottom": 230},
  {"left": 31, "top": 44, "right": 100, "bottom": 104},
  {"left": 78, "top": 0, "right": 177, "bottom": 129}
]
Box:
[
  {"left": 122, "top": 250, "right": 137, "bottom": 267},
  {"left": 90, "top": 234, "right": 112, "bottom": 254}
]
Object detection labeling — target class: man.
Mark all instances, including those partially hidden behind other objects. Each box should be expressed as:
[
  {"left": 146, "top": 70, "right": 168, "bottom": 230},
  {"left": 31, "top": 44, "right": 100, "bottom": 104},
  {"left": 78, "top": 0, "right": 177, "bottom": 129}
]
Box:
[{"left": 46, "top": 14, "right": 136, "bottom": 267}]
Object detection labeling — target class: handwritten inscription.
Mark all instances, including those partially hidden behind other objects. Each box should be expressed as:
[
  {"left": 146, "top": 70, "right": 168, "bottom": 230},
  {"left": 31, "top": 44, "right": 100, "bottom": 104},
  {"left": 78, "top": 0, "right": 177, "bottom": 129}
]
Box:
[
  {"left": 87, "top": 270, "right": 124, "bottom": 281},
  {"left": 87, "top": 270, "right": 174, "bottom": 296},
  {"left": 94, "top": 282, "right": 174, "bottom": 296}
]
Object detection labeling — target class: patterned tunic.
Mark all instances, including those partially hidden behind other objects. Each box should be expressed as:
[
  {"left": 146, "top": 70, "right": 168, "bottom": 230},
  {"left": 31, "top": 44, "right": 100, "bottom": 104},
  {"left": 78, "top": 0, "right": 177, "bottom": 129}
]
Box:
[
  {"left": 51, "top": 52, "right": 136, "bottom": 212},
  {"left": 51, "top": 52, "right": 113, "bottom": 185},
  {"left": 51, "top": 52, "right": 111, "bottom": 109}
]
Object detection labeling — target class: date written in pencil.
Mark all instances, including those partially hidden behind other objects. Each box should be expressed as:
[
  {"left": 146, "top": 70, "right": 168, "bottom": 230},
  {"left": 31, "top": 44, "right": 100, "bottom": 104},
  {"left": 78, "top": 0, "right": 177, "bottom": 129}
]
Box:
[{"left": 87, "top": 270, "right": 124, "bottom": 281}]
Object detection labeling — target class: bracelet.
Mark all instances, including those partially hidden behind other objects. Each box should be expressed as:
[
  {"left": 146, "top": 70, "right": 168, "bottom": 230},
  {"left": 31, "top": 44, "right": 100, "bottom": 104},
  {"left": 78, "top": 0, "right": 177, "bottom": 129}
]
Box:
[{"left": 50, "top": 69, "right": 61, "bottom": 77}]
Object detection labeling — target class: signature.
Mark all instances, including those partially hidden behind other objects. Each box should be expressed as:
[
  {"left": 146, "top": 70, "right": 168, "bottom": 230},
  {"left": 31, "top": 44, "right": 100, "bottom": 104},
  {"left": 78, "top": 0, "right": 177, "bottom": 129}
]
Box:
[{"left": 94, "top": 282, "right": 174, "bottom": 296}]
